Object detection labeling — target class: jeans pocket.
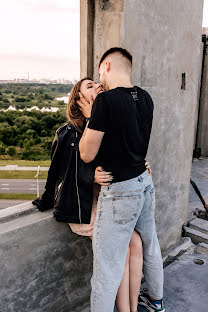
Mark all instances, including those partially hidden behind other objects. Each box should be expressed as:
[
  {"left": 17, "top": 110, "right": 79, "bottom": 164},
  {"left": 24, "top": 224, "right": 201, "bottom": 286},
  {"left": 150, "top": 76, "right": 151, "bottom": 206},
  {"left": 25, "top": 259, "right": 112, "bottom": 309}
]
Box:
[{"left": 112, "top": 194, "right": 141, "bottom": 224}]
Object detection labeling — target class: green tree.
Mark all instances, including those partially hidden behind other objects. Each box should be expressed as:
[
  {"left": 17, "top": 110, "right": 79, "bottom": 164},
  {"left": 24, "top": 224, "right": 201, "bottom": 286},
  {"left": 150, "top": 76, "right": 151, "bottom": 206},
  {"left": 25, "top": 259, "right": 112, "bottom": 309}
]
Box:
[
  {"left": 0, "top": 146, "right": 6, "bottom": 156},
  {"left": 7, "top": 146, "right": 16, "bottom": 156}
]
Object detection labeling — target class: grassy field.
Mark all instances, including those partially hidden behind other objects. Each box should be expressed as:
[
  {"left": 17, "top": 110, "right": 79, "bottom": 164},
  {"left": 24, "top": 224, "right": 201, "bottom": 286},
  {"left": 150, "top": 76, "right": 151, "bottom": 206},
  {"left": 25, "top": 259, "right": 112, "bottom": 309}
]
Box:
[
  {"left": 0, "top": 160, "right": 51, "bottom": 167},
  {"left": 0, "top": 193, "right": 41, "bottom": 200},
  {"left": 0, "top": 170, "right": 48, "bottom": 179}
]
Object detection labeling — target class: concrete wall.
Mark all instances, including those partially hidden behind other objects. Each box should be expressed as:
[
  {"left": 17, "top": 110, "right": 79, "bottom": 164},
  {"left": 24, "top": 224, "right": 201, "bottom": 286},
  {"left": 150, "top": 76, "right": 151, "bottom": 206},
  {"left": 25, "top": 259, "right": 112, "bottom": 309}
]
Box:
[
  {"left": 0, "top": 204, "right": 92, "bottom": 312},
  {"left": 197, "top": 28, "right": 208, "bottom": 156},
  {"left": 80, "top": 0, "right": 204, "bottom": 250}
]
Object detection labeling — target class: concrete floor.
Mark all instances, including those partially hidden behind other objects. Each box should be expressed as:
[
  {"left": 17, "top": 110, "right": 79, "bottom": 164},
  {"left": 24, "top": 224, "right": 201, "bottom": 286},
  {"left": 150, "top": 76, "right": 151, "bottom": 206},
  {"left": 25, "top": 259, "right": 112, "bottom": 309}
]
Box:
[
  {"left": 189, "top": 157, "right": 208, "bottom": 218},
  {"left": 138, "top": 251, "right": 208, "bottom": 312},
  {"left": 162, "top": 252, "right": 208, "bottom": 312},
  {"left": 136, "top": 157, "right": 208, "bottom": 312}
]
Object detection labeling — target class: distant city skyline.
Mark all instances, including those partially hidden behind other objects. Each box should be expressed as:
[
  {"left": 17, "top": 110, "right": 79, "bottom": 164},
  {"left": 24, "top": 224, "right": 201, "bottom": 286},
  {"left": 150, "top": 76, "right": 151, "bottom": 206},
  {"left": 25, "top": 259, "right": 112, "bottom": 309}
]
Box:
[{"left": 0, "top": 0, "right": 208, "bottom": 81}]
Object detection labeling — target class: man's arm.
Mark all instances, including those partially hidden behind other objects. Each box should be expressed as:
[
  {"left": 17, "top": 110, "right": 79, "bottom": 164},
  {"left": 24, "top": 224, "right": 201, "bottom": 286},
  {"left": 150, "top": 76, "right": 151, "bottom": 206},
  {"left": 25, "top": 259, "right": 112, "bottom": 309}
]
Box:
[{"left": 79, "top": 121, "right": 104, "bottom": 163}]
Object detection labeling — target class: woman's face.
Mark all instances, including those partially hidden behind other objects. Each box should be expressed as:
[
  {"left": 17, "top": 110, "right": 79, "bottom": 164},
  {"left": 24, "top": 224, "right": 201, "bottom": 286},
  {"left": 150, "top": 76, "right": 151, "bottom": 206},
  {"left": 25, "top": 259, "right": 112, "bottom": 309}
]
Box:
[{"left": 80, "top": 79, "right": 104, "bottom": 102}]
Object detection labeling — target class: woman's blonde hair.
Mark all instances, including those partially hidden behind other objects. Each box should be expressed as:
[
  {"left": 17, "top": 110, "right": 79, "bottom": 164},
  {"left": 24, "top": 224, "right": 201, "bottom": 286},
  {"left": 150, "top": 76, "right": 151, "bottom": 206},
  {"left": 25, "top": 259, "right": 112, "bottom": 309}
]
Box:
[{"left": 67, "top": 77, "right": 92, "bottom": 132}]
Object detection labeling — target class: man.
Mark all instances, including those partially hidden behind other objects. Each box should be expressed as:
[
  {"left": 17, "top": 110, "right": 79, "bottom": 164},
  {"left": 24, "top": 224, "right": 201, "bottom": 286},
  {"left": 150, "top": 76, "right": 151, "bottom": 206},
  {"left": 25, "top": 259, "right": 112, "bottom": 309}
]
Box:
[{"left": 79, "top": 47, "right": 165, "bottom": 312}]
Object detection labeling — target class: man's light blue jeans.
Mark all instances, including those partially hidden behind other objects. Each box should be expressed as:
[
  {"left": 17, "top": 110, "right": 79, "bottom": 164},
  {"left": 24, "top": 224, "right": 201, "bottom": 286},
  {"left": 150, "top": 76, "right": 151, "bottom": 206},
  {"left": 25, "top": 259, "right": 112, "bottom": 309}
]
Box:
[{"left": 91, "top": 170, "right": 164, "bottom": 312}]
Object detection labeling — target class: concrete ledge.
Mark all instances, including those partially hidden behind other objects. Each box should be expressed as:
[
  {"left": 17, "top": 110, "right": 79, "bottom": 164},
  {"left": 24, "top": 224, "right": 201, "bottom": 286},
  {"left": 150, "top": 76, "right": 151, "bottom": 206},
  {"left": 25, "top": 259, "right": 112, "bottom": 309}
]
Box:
[
  {"left": 0, "top": 201, "right": 37, "bottom": 224},
  {"left": 184, "top": 226, "right": 208, "bottom": 244},
  {"left": 0, "top": 204, "right": 92, "bottom": 312},
  {"left": 196, "top": 242, "right": 208, "bottom": 254},
  {"left": 189, "top": 218, "right": 208, "bottom": 234},
  {"left": 162, "top": 237, "right": 193, "bottom": 266}
]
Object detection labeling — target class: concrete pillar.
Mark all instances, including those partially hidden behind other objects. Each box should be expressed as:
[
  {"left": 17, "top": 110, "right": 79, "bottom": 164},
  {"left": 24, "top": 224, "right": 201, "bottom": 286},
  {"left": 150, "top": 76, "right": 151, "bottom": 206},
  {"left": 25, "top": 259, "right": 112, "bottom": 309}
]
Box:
[
  {"left": 80, "top": 0, "right": 94, "bottom": 79},
  {"left": 80, "top": 0, "right": 204, "bottom": 251}
]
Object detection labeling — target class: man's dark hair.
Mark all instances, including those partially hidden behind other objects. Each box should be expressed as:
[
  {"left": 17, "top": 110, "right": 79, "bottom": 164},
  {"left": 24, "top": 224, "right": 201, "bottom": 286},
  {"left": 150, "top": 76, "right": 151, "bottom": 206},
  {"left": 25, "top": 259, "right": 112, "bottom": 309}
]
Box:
[{"left": 98, "top": 47, "right": 132, "bottom": 68}]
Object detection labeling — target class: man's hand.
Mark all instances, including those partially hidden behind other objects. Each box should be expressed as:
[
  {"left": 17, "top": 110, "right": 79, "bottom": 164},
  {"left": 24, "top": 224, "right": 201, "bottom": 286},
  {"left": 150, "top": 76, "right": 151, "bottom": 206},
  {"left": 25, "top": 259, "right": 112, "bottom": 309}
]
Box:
[
  {"left": 94, "top": 166, "right": 113, "bottom": 186},
  {"left": 77, "top": 92, "right": 93, "bottom": 118}
]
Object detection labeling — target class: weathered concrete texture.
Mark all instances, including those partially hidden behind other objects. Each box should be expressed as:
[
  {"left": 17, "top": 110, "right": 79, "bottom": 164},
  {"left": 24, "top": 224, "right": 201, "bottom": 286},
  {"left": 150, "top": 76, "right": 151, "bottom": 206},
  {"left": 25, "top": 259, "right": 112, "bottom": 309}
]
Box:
[
  {"left": 162, "top": 237, "right": 193, "bottom": 264},
  {"left": 138, "top": 252, "right": 208, "bottom": 312},
  {"left": 80, "top": 0, "right": 94, "bottom": 79},
  {"left": 162, "top": 252, "right": 208, "bottom": 312},
  {"left": 198, "top": 28, "right": 208, "bottom": 156},
  {"left": 0, "top": 201, "right": 36, "bottom": 223},
  {"left": 189, "top": 157, "right": 208, "bottom": 218},
  {"left": 184, "top": 226, "right": 208, "bottom": 244},
  {"left": 189, "top": 217, "right": 208, "bottom": 234},
  {"left": 197, "top": 242, "right": 208, "bottom": 254},
  {"left": 0, "top": 203, "right": 93, "bottom": 312},
  {"left": 120, "top": 0, "right": 204, "bottom": 250},
  {"left": 92, "top": 0, "right": 124, "bottom": 82}
]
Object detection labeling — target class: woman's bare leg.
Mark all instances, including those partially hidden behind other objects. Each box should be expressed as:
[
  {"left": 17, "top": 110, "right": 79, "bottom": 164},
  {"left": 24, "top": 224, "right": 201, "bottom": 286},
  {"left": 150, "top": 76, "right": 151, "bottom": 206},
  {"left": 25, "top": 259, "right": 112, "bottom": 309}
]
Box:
[
  {"left": 115, "top": 246, "right": 130, "bottom": 312},
  {"left": 129, "top": 230, "right": 143, "bottom": 312}
]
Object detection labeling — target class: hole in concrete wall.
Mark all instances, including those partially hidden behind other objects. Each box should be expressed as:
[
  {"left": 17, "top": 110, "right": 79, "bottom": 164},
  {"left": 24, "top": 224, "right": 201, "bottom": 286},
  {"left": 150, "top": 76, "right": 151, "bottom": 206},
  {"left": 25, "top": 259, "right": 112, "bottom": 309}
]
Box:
[
  {"left": 181, "top": 73, "right": 186, "bottom": 90},
  {"left": 193, "top": 258, "right": 204, "bottom": 265}
]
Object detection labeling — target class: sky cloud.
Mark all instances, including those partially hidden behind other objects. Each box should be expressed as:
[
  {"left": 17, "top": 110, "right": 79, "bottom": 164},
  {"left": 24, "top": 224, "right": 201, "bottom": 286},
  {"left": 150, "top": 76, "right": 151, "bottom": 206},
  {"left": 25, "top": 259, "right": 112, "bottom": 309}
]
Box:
[
  {"left": 0, "top": 0, "right": 80, "bottom": 80},
  {"left": 0, "top": 53, "right": 79, "bottom": 81}
]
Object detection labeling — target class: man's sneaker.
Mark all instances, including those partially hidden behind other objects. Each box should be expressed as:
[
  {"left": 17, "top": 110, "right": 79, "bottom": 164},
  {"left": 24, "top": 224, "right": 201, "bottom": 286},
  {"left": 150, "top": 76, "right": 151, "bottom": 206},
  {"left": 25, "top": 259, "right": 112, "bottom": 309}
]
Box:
[{"left": 138, "top": 289, "right": 165, "bottom": 312}]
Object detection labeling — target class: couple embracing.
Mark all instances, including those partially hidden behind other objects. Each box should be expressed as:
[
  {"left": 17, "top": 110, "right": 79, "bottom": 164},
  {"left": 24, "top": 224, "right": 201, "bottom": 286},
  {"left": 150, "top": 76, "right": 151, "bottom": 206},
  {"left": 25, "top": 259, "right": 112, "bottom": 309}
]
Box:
[{"left": 33, "top": 47, "right": 165, "bottom": 312}]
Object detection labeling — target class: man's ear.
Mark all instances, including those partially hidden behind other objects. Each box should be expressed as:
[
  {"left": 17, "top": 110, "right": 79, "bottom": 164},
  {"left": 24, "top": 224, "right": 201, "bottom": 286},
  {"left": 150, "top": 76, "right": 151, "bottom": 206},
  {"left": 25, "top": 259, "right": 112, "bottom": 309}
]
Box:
[{"left": 106, "top": 61, "right": 111, "bottom": 73}]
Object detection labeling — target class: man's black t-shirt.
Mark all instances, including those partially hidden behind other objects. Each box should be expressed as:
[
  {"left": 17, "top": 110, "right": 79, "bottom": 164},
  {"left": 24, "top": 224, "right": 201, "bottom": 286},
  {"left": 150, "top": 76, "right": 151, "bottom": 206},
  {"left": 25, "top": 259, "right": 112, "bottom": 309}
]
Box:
[{"left": 88, "top": 86, "right": 154, "bottom": 183}]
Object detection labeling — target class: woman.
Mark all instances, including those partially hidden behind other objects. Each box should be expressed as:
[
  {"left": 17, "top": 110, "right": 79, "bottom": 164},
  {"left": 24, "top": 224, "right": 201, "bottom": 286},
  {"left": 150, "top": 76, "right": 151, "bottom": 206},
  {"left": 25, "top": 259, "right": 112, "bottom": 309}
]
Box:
[
  {"left": 67, "top": 78, "right": 144, "bottom": 312},
  {"left": 33, "top": 78, "right": 146, "bottom": 312}
]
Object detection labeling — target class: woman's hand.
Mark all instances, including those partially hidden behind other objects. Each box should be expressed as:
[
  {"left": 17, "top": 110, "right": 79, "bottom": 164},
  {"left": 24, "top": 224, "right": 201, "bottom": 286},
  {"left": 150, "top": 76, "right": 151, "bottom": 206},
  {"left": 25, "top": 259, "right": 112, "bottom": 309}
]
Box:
[
  {"left": 94, "top": 166, "right": 113, "bottom": 186},
  {"left": 77, "top": 92, "right": 93, "bottom": 118},
  {"left": 145, "top": 161, "right": 152, "bottom": 176}
]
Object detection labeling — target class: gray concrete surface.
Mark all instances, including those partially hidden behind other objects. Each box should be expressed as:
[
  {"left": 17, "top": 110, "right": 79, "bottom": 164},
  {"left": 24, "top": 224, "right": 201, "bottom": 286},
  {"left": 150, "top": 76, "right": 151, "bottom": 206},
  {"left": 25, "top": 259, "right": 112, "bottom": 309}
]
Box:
[
  {"left": 133, "top": 251, "right": 208, "bottom": 312},
  {"left": 157, "top": 252, "right": 208, "bottom": 312},
  {"left": 0, "top": 200, "right": 29, "bottom": 210},
  {"left": 0, "top": 179, "right": 46, "bottom": 194},
  {"left": 81, "top": 0, "right": 204, "bottom": 251},
  {"left": 0, "top": 201, "right": 37, "bottom": 223},
  {"left": 184, "top": 226, "right": 208, "bottom": 244},
  {"left": 1, "top": 199, "right": 208, "bottom": 312},
  {"left": 189, "top": 217, "right": 208, "bottom": 234},
  {"left": 197, "top": 242, "right": 208, "bottom": 254},
  {"left": 189, "top": 157, "right": 208, "bottom": 218},
  {"left": 0, "top": 205, "right": 93, "bottom": 312}
]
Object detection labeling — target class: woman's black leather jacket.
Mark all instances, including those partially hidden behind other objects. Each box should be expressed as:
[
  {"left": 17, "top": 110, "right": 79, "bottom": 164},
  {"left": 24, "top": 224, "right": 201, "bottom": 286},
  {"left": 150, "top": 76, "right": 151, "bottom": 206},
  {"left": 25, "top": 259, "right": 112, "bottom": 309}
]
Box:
[{"left": 32, "top": 122, "right": 95, "bottom": 224}]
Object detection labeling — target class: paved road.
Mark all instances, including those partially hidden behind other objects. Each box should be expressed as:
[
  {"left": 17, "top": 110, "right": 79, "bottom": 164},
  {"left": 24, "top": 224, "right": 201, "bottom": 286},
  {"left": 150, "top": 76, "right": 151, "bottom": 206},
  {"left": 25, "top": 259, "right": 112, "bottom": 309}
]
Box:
[
  {"left": 0, "top": 179, "right": 46, "bottom": 194},
  {"left": 0, "top": 166, "right": 49, "bottom": 171}
]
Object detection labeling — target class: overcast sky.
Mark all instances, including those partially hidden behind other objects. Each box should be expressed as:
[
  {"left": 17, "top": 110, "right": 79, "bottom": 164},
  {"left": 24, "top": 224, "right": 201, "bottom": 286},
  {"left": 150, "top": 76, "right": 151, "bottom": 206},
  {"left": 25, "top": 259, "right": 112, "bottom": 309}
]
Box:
[
  {"left": 0, "top": 0, "right": 208, "bottom": 81},
  {"left": 0, "top": 0, "right": 80, "bottom": 81}
]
